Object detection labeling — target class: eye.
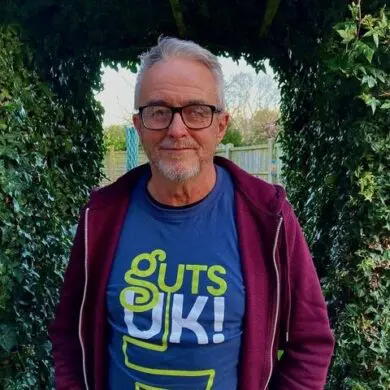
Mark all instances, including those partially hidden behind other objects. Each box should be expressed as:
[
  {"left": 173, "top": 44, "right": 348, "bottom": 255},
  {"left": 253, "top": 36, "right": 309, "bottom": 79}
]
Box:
[
  {"left": 151, "top": 107, "right": 170, "bottom": 117},
  {"left": 186, "top": 105, "right": 209, "bottom": 118},
  {"left": 143, "top": 106, "right": 170, "bottom": 120}
]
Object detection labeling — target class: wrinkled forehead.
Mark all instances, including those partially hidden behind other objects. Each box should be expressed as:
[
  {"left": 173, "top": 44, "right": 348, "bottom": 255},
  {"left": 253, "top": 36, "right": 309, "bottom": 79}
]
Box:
[{"left": 137, "top": 58, "right": 219, "bottom": 107}]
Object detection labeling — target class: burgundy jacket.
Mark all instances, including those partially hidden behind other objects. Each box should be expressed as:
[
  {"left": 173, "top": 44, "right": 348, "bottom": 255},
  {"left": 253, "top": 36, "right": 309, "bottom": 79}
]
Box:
[{"left": 49, "top": 157, "right": 334, "bottom": 390}]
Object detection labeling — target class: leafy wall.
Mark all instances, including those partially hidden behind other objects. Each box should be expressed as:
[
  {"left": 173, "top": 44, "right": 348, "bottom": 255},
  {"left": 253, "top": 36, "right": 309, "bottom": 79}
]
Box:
[
  {"left": 277, "top": 4, "right": 390, "bottom": 388},
  {"left": 0, "top": 26, "right": 104, "bottom": 388}
]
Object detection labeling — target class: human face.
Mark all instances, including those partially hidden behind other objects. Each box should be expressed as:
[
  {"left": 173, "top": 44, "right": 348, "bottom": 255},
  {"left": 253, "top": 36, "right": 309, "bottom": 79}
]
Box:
[{"left": 133, "top": 58, "right": 229, "bottom": 182}]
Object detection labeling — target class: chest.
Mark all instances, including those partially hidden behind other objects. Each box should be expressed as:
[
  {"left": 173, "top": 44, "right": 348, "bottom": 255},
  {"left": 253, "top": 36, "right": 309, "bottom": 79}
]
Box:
[{"left": 107, "top": 202, "right": 245, "bottom": 345}]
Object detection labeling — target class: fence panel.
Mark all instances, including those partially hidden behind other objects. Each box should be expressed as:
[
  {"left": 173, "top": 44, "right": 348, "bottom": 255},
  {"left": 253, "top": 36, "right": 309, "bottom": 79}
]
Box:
[
  {"left": 217, "top": 143, "right": 273, "bottom": 181},
  {"left": 101, "top": 150, "right": 127, "bottom": 186}
]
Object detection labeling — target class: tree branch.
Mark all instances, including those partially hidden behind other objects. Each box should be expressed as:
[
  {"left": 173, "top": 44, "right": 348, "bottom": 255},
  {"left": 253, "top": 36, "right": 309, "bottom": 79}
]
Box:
[
  {"left": 259, "top": 0, "right": 281, "bottom": 37},
  {"left": 168, "top": 0, "right": 187, "bottom": 37}
]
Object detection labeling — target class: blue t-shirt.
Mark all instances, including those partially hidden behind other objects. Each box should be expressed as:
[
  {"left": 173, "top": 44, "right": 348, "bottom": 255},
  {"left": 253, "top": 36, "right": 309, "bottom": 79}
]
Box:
[{"left": 106, "top": 166, "right": 245, "bottom": 390}]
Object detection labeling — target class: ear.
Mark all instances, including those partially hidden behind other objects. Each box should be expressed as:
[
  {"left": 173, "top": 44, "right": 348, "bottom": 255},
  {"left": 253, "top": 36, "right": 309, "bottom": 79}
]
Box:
[
  {"left": 133, "top": 114, "right": 142, "bottom": 137},
  {"left": 216, "top": 112, "right": 230, "bottom": 143}
]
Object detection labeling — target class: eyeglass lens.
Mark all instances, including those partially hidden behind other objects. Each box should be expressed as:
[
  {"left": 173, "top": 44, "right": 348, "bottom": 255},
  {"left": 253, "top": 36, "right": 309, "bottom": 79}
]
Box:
[{"left": 142, "top": 105, "right": 214, "bottom": 129}]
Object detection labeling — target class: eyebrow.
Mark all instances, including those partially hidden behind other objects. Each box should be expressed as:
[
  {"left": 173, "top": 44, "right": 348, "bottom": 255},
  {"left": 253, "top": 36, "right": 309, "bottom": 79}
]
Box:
[{"left": 143, "top": 98, "right": 210, "bottom": 107}]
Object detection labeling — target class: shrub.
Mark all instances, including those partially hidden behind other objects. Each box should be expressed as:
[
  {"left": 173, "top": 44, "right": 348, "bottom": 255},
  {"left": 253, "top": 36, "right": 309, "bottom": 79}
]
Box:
[
  {"left": 104, "top": 124, "right": 127, "bottom": 151},
  {"left": 221, "top": 124, "right": 244, "bottom": 146}
]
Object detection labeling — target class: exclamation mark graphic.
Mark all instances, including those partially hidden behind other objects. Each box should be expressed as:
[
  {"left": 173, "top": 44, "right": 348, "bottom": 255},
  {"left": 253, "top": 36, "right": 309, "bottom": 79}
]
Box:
[{"left": 213, "top": 297, "right": 225, "bottom": 344}]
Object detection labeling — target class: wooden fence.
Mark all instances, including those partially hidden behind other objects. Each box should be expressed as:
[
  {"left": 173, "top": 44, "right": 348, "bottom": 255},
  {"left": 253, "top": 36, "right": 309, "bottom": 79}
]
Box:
[{"left": 102, "top": 140, "right": 283, "bottom": 186}]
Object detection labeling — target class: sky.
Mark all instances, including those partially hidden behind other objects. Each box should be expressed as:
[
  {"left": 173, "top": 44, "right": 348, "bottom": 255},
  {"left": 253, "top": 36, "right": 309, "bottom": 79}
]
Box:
[{"left": 95, "top": 57, "right": 276, "bottom": 127}]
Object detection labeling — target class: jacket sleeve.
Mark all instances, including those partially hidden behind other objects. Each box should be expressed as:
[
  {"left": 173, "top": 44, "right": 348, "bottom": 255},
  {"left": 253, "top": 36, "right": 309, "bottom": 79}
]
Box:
[
  {"left": 48, "top": 208, "right": 86, "bottom": 390},
  {"left": 271, "top": 203, "right": 335, "bottom": 390}
]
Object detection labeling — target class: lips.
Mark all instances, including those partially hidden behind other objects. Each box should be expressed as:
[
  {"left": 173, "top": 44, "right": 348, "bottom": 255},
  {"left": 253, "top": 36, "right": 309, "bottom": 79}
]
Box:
[
  {"left": 159, "top": 140, "right": 198, "bottom": 150},
  {"left": 161, "top": 148, "right": 193, "bottom": 151}
]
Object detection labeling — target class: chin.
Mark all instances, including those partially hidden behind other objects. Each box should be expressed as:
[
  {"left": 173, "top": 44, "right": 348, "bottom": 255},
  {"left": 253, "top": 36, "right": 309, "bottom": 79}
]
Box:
[{"left": 156, "top": 160, "right": 201, "bottom": 182}]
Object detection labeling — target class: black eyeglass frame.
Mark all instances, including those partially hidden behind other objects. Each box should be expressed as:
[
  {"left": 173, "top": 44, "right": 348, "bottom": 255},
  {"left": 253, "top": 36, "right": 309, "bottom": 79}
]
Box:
[{"left": 137, "top": 104, "right": 224, "bottom": 130}]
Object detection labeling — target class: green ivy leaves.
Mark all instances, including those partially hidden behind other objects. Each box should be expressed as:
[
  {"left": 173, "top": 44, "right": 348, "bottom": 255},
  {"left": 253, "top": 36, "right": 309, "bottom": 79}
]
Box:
[
  {"left": 0, "top": 26, "right": 104, "bottom": 389},
  {"left": 334, "top": 3, "right": 390, "bottom": 114},
  {"left": 278, "top": 3, "right": 389, "bottom": 389}
]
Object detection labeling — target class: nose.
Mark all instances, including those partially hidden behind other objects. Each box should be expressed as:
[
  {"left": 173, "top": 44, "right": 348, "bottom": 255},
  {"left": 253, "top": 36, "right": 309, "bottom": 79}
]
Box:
[{"left": 166, "top": 112, "right": 189, "bottom": 138}]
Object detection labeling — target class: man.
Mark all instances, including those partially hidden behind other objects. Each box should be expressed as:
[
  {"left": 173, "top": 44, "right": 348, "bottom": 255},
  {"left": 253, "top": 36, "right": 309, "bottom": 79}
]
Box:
[{"left": 49, "top": 37, "right": 334, "bottom": 390}]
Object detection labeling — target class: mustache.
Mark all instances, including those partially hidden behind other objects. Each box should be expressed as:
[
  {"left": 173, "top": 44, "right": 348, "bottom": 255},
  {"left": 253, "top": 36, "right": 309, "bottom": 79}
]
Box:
[{"left": 158, "top": 138, "right": 199, "bottom": 149}]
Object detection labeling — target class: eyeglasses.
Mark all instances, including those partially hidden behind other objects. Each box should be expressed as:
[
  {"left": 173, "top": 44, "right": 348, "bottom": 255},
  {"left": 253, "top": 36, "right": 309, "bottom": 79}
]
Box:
[{"left": 137, "top": 104, "right": 223, "bottom": 130}]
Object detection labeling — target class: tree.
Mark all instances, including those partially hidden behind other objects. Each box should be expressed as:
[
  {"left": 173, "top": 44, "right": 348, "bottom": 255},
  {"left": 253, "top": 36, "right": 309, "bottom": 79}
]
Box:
[
  {"left": 249, "top": 108, "right": 279, "bottom": 143},
  {"left": 224, "top": 69, "right": 280, "bottom": 143},
  {"left": 104, "top": 124, "right": 126, "bottom": 151},
  {"left": 221, "top": 123, "right": 244, "bottom": 146}
]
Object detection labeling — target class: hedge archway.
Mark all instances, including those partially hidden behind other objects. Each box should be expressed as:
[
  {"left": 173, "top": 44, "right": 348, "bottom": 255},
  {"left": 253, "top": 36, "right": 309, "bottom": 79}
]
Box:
[{"left": 1, "top": 1, "right": 389, "bottom": 388}]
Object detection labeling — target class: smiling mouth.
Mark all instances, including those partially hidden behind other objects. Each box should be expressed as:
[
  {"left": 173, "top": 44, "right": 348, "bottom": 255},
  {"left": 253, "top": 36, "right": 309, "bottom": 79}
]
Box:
[{"left": 160, "top": 148, "right": 194, "bottom": 151}]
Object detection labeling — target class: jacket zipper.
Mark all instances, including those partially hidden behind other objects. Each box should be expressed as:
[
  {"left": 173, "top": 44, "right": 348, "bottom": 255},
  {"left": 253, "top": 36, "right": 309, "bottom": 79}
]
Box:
[
  {"left": 263, "top": 216, "right": 283, "bottom": 389},
  {"left": 79, "top": 207, "right": 90, "bottom": 390},
  {"left": 77, "top": 209, "right": 285, "bottom": 390}
]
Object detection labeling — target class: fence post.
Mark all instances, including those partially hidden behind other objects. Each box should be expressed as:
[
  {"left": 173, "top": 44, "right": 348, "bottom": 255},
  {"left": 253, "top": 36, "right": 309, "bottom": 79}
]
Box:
[
  {"left": 267, "top": 138, "right": 273, "bottom": 183},
  {"left": 275, "top": 142, "right": 283, "bottom": 185},
  {"left": 224, "top": 143, "right": 233, "bottom": 159},
  {"left": 126, "top": 125, "right": 139, "bottom": 171}
]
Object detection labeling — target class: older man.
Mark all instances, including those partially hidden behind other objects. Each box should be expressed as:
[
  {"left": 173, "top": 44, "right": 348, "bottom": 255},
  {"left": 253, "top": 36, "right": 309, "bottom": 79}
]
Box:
[{"left": 49, "top": 37, "right": 334, "bottom": 390}]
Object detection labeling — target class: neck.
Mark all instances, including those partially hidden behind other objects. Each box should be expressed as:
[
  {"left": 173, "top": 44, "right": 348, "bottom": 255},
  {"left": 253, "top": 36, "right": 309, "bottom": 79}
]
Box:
[{"left": 147, "top": 164, "right": 217, "bottom": 207}]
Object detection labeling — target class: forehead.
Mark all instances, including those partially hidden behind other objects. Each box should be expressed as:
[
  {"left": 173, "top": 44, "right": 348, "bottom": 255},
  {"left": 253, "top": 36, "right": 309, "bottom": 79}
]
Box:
[{"left": 138, "top": 58, "right": 219, "bottom": 106}]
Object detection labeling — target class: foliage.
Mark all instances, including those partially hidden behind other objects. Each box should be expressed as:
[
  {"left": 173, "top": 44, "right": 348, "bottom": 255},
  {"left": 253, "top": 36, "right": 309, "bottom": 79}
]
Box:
[
  {"left": 330, "top": 2, "right": 390, "bottom": 114},
  {"left": 104, "top": 124, "right": 126, "bottom": 151},
  {"left": 229, "top": 108, "right": 279, "bottom": 145},
  {"left": 0, "top": 25, "right": 104, "bottom": 389},
  {"left": 277, "top": 3, "right": 390, "bottom": 389},
  {"left": 247, "top": 108, "right": 279, "bottom": 143},
  {"left": 224, "top": 70, "right": 280, "bottom": 142},
  {"left": 225, "top": 70, "right": 280, "bottom": 113},
  {"left": 221, "top": 123, "right": 244, "bottom": 146}
]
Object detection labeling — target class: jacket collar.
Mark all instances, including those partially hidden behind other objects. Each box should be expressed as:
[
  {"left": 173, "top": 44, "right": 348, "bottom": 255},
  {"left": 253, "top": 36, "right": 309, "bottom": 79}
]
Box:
[{"left": 88, "top": 156, "right": 286, "bottom": 215}]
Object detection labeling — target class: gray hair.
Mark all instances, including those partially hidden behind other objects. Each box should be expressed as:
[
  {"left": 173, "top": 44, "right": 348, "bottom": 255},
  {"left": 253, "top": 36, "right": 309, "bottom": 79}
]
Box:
[{"left": 134, "top": 36, "right": 225, "bottom": 109}]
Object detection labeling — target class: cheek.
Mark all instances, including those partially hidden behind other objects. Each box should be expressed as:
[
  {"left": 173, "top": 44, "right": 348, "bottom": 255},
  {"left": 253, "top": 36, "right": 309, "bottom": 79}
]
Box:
[
  {"left": 193, "top": 132, "right": 219, "bottom": 152},
  {"left": 140, "top": 131, "right": 164, "bottom": 148},
  {"left": 209, "top": 126, "right": 223, "bottom": 145}
]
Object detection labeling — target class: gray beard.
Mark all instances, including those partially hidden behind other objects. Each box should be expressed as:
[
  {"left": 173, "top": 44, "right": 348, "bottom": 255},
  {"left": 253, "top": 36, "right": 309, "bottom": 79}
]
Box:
[{"left": 154, "top": 159, "right": 201, "bottom": 182}]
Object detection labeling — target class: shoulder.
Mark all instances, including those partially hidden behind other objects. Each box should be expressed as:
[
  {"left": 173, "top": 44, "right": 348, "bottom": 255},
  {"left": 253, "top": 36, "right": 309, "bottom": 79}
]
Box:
[
  {"left": 86, "top": 164, "right": 151, "bottom": 209},
  {"left": 215, "top": 156, "right": 287, "bottom": 215}
]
